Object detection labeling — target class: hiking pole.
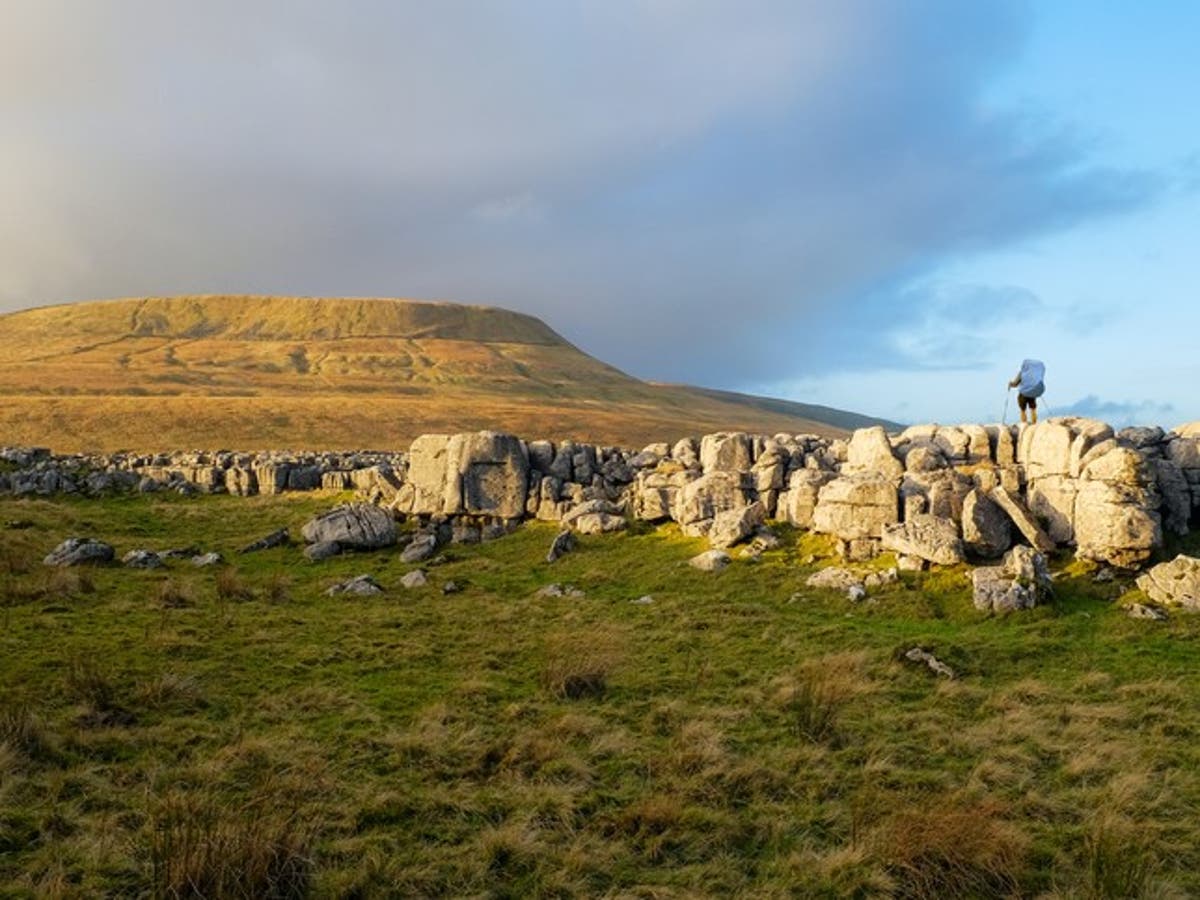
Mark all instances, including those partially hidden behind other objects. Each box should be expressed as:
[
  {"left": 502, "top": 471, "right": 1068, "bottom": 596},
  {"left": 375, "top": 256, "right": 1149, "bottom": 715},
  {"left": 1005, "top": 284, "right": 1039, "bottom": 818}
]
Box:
[{"left": 1002, "top": 387, "right": 1010, "bottom": 425}]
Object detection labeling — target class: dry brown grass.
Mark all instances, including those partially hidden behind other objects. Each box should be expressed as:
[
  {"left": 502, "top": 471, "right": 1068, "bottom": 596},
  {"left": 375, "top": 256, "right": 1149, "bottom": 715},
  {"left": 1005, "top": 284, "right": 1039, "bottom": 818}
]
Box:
[
  {"left": 147, "top": 790, "right": 315, "bottom": 899},
  {"left": 541, "top": 626, "right": 627, "bottom": 700},
  {"left": 214, "top": 567, "right": 255, "bottom": 603},
  {"left": 872, "top": 793, "right": 1030, "bottom": 899},
  {"left": 0, "top": 295, "right": 861, "bottom": 450},
  {"left": 776, "top": 650, "right": 872, "bottom": 744},
  {"left": 154, "top": 579, "right": 193, "bottom": 609}
]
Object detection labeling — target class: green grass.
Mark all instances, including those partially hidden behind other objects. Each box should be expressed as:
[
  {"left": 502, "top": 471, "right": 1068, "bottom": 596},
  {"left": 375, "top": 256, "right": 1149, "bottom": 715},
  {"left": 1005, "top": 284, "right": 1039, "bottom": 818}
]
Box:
[{"left": 2, "top": 493, "right": 1200, "bottom": 896}]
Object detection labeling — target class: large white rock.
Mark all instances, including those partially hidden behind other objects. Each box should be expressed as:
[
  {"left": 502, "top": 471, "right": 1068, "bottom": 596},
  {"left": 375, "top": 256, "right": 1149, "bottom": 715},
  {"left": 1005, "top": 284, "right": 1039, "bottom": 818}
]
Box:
[
  {"left": 812, "top": 475, "right": 898, "bottom": 543},
  {"left": 673, "top": 471, "right": 751, "bottom": 528},
  {"left": 700, "top": 433, "right": 754, "bottom": 475},
  {"left": 708, "top": 501, "right": 766, "bottom": 549},
  {"left": 881, "top": 514, "right": 965, "bottom": 566},
  {"left": 1074, "top": 446, "right": 1162, "bottom": 568},
  {"left": 1136, "top": 555, "right": 1200, "bottom": 609},
  {"left": 405, "top": 432, "right": 529, "bottom": 518},
  {"left": 775, "top": 469, "right": 834, "bottom": 529},
  {"left": 845, "top": 426, "right": 903, "bottom": 482}
]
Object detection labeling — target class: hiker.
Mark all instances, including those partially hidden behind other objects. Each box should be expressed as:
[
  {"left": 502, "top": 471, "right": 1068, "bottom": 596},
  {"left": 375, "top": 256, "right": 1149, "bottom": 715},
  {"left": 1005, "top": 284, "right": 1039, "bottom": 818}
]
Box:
[{"left": 1008, "top": 359, "right": 1046, "bottom": 424}]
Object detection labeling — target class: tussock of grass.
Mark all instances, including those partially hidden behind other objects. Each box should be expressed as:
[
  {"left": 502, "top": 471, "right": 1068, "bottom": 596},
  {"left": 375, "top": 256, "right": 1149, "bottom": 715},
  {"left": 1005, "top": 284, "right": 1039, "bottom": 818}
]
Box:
[
  {"left": 874, "top": 794, "right": 1029, "bottom": 898},
  {"left": 1083, "top": 812, "right": 1158, "bottom": 900},
  {"left": 0, "top": 705, "right": 58, "bottom": 764},
  {"left": 541, "top": 626, "right": 626, "bottom": 700},
  {"left": 155, "top": 578, "right": 193, "bottom": 609},
  {"left": 214, "top": 567, "right": 255, "bottom": 602},
  {"left": 147, "top": 791, "right": 315, "bottom": 899}
]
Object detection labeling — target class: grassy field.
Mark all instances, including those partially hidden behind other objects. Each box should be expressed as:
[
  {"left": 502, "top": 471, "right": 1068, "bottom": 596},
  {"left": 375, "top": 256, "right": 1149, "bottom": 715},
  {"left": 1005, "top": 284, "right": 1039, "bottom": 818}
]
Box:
[
  {"left": 0, "top": 297, "right": 893, "bottom": 450},
  {"left": 2, "top": 493, "right": 1199, "bottom": 897}
]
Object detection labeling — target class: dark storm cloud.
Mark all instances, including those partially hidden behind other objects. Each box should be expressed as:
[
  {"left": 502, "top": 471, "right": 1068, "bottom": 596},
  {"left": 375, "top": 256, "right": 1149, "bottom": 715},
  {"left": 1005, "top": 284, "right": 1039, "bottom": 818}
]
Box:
[{"left": 0, "top": 1, "right": 1161, "bottom": 387}]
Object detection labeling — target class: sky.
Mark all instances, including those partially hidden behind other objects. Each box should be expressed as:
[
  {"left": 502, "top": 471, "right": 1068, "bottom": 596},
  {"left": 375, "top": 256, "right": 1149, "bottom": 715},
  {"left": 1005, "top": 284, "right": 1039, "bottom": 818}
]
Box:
[{"left": 1, "top": 1, "right": 1197, "bottom": 427}]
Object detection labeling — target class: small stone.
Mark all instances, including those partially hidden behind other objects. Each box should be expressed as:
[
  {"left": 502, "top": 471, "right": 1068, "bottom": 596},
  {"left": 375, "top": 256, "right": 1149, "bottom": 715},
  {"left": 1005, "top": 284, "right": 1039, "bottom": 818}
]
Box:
[
  {"left": 689, "top": 549, "right": 731, "bottom": 572},
  {"left": 630, "top": 595, "right": 654, "bottom": 605},
  {"left": 122, "top": 549, "right": 164, "bottom": 569},
  {"left": 847, "top": 584, "right": 867, "bottom": 602},
  {"left": 864, "top": 567, "right": 899, "bottom": 589},
  {"left": 162, "top": 546, "right": 201, "bottom": 559},
  {"left": 442, "top": 580, "right": 462, "bottom": 595},
  {"left": 238, "top": 528, "right": 289, "bottom": 554},
  {"left": 401, "top": 533, "right": 438, "bottom": 564},
  {"left": 805, "top": 567, "right": 864, "bottom": 593},
  {"left": 304, "top": 540, "right": 342, "bottom": 561},
  {"left": 400, "top": 569, "right": 428, "bottom": 589},
  {"left": 535, "top": 582, "right": 585, "bottom": 599},
  {"left": 1126, "top": 602, "right": 1168, "bottom": 621},
  {"left": 191, "top": 552, "right": 223, "bottom": 567},
  {"left": 546, "top": 529, "right": 576, "bottom": 563},
  {"left": 903, "top": 647, "right": 956, "bottom": 679},
  {"left": 326, "top": 574, "right": 384, "bottom": 597}
]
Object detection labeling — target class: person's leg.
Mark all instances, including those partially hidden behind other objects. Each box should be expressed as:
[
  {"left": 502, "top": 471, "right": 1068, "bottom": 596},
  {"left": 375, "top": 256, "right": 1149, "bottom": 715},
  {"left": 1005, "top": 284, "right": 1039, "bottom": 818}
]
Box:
[
  {"left": 1029, "top": 397, "right": 1038, "bottom": 424},
  {"left": 1018, "top": 393, "right": 1029, "bottom": 424}
]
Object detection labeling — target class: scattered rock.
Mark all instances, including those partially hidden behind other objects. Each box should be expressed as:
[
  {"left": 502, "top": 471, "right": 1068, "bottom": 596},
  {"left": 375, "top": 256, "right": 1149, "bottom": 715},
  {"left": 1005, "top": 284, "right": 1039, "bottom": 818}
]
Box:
[
  {"left": 122, "top": 549, "right": 164, "bottom": 569},
  {"left": 304, "top": 540, "right": 343, "bottom": 561},
  {"left": 326, "top": 574, "right": 384, "bottom": 597},
  {"left": 630, "top": 594, "right": 654, "bottom": 605},
  {"left": 161, "top": 545, "right": 201, "bottom": 559},
  {"left": 301, "top": 503, "right": 396, "bottom": 551},
  {"left": 536, "top": 583, "right": 586, "bottom": 599},
  {"left": 401, "top": 533, "right": 438, "bottom": 564},
  {"left": 43, "top": 538, "right": 114, "bottom": 567},
  {"left": 238, "top": 528, "right": 290, "bottom": 554},
  {"left": 1126, "top": 602, "right": 1168, "bottom": 621},
  {"left": 5, "top": 520, "right": 34, "bottom": 530},
  {"left": 805, "top": 567, "right": 864, "bottom": 593},
  {"left": 442, "top": 580, "right": 462, "bottom": 595},
  {"left": 400, "top": 569, "right": 428, "bottom": 589},
  {"left": 689, "top": 549, "right": 731, "bottom": 572},
  {"left": 546, "top": 529, "right": 577, "bottom": 563},
  {"left": 847, "top": 584, "right": 867, "bottom": 603},
  {"left": 972, "top": 545, "right": 1052, "bottom": 613},
  {"left": 903, "top": 647, "right": 956, "bottom": 679},
  {"left": 191, "top": 552, "right": 223, "bottom": 567},
  {"left": 864, "top": 568, "right": 899, "bottom": 590},
  {"left": 1135, "top": 555, "right": 1200, "bottom": 609}
]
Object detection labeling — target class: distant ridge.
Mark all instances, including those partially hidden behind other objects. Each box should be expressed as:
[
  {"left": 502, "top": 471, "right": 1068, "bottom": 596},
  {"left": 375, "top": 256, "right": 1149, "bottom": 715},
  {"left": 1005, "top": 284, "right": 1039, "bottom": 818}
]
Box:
[{"left": 0, "top": 296, "right": 895, "bottom": 451}]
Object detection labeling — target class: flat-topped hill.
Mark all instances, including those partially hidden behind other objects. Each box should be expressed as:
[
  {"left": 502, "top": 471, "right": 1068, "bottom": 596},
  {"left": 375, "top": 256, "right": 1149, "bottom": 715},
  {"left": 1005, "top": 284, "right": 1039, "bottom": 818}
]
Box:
[{"left": 0, "top": 296, "right": 893, "bottom": 450}]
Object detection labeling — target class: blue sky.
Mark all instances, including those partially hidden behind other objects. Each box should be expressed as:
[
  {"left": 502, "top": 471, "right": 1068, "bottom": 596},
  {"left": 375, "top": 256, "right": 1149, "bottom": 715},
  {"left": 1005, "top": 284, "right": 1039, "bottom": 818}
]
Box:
[{"left": 1, "top": 2, "right": 1196, "bottom": 427}]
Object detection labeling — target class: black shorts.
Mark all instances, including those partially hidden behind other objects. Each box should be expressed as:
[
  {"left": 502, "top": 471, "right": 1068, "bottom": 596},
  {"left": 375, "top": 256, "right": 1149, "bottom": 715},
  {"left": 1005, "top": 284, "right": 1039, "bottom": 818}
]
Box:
[{"left": 1018, "top": 393, "right": 1037, "bottom": 410}]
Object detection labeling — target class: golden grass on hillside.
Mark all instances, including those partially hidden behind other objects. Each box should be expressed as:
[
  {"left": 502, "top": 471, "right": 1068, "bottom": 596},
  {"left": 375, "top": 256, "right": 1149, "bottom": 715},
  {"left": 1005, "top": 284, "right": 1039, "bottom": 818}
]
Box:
[{"left": 0, "top": 295, "right": 878, "bottom": 450}]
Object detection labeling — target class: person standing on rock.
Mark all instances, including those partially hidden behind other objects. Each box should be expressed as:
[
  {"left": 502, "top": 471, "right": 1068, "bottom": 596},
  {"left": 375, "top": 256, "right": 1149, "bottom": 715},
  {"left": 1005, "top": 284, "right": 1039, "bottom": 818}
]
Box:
[{"left": 1008, "top": 359, "right": 1046, "bottom": 424}]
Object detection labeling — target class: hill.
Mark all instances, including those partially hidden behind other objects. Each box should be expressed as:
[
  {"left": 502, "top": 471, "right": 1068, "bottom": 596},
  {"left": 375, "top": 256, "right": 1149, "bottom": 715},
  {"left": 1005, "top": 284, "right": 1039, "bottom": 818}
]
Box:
[{"left": 0, "top": 296, "right": 896, "bottom": 450}]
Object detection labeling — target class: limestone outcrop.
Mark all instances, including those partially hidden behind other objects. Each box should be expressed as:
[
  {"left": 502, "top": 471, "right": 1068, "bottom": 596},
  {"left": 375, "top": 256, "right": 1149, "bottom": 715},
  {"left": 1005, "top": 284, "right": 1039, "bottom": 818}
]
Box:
[{"left": 8, "top": 417, "right": 1199, "bottom": 571}]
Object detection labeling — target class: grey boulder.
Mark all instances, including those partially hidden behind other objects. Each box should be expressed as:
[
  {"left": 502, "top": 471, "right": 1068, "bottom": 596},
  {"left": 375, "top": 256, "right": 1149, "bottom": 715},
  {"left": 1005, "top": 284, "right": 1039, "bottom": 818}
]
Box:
[
  {"left": 301, "top": 504, "right": 396, "bottom": 551},
  {"left": 44, "top": 538, "right": 114, "bottom": 567}
]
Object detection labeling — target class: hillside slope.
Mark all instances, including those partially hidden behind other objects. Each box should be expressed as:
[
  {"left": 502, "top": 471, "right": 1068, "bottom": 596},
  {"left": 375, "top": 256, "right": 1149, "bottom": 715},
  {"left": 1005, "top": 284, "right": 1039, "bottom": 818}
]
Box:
[{"left": 0, "top": 296, "right": 894, "bottom": 450}]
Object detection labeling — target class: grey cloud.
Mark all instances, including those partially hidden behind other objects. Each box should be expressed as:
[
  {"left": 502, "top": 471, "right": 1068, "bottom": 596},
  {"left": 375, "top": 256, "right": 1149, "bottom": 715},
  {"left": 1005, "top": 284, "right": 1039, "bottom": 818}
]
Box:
[
  {"left": 0, "top": 1, "right": 1164, "bottom": 389},
  {"left": 1057, "top": 395, "right": 1175, "bottom": 427}
]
